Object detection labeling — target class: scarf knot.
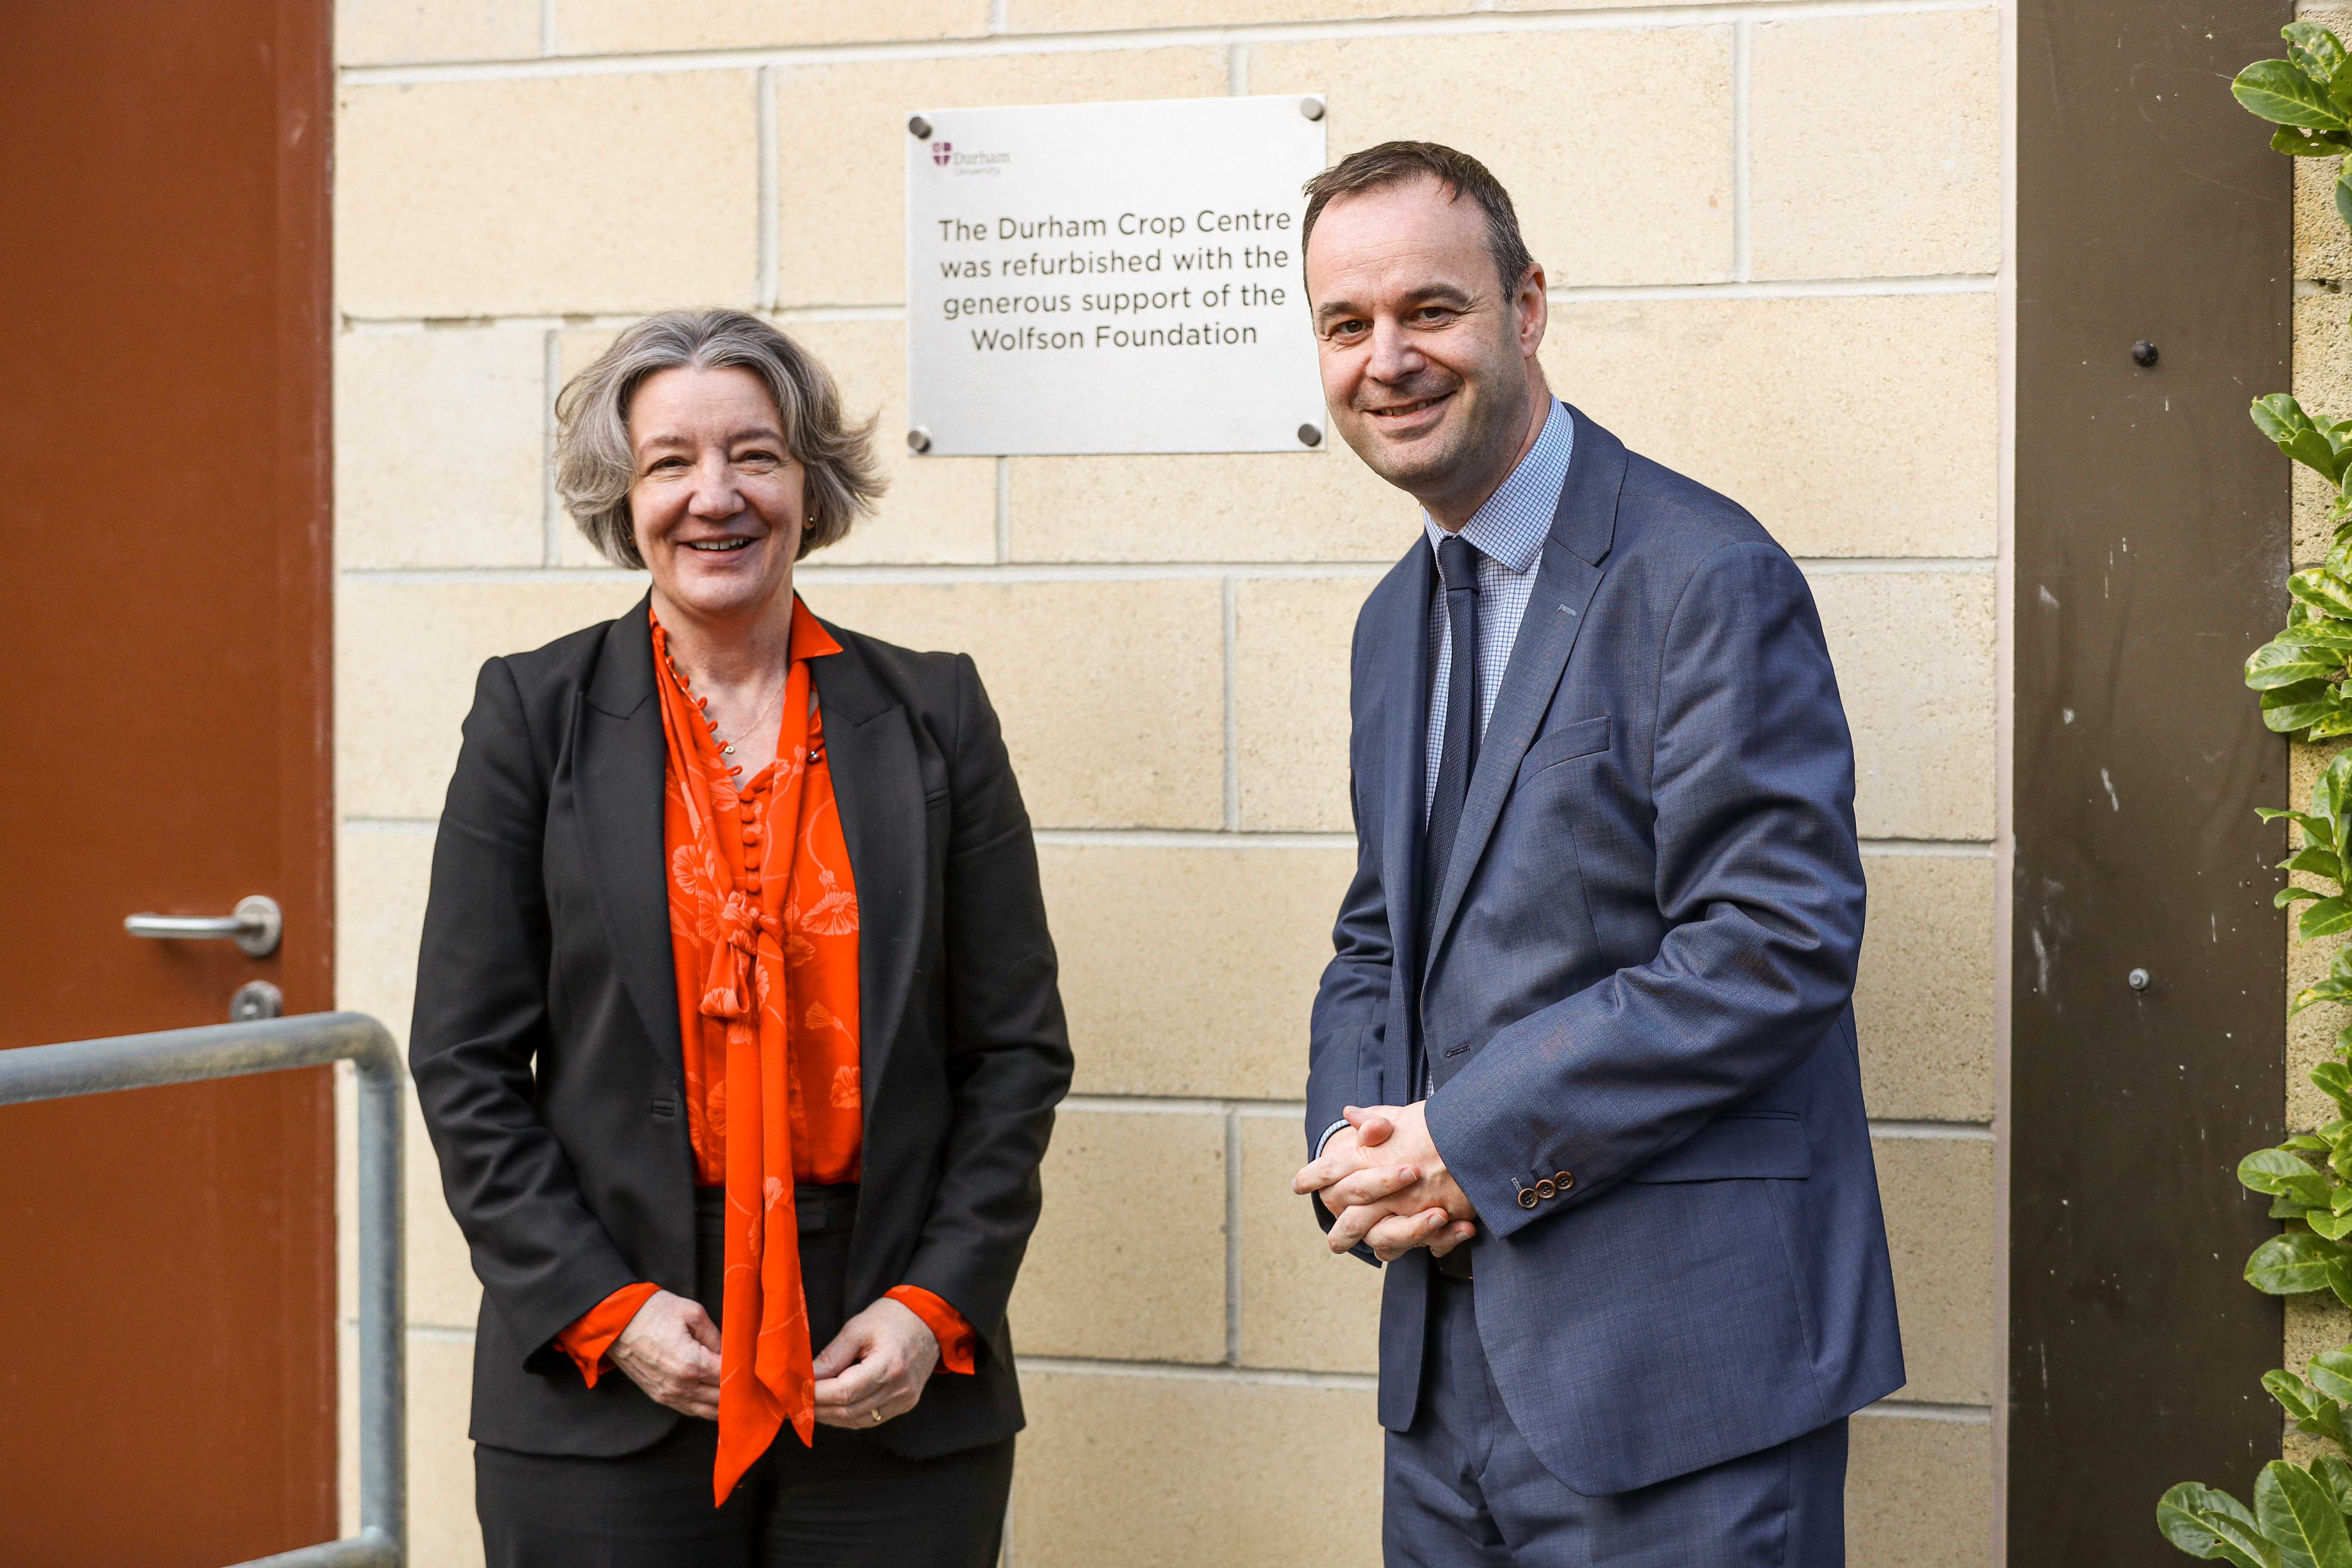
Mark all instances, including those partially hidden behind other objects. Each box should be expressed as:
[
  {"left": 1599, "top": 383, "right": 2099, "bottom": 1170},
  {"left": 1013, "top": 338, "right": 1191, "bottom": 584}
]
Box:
[{"left": 701, "top": 893, "right": 778, "bottom": 1023}]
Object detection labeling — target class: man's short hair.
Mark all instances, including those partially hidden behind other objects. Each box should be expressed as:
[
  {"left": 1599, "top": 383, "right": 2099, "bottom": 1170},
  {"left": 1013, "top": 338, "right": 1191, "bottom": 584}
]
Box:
[{"left": 1300, "top": 141, "right": 1537, "bottom": 297}]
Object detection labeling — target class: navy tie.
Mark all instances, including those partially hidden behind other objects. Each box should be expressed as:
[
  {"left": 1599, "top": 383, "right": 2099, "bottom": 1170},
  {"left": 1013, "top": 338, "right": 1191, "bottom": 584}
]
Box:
[{"left": 1422, "top": 533, "right": 1482, "bottom": 961}]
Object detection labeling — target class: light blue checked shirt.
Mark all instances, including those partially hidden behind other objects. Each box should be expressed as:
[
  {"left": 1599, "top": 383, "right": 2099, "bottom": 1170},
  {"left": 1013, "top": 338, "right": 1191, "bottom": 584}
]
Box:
[
  {"left": 1421, "top": 398, "right": 1574, "bottom": 819},
  {"left": 1318, "top": 400, "right": 1574, "bottom": 1155}
]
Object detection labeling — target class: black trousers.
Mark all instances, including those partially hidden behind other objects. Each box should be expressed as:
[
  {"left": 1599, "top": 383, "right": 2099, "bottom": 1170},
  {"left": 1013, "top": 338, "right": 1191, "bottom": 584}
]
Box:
[{"left": 476, "top": 1187, "right": 1014, "bottom": 1568}]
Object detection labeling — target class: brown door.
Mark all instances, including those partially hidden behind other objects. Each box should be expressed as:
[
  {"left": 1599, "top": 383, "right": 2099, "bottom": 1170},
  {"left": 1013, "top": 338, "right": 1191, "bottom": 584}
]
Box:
[{"left": 0, "top": 2, "right": 336, "bottom": 1564}]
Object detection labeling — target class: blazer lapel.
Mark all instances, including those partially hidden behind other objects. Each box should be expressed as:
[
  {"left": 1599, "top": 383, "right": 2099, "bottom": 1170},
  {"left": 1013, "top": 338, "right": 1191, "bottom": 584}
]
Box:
[
  {"left": 571, "top": 594, "right": 684, "bottom": 1074},
  {"left": 810, "top": 633, "right": 924, "bottom": 1123},
  {"left": 1424, "top": 410, "right": 1629, "bottom": 970}
]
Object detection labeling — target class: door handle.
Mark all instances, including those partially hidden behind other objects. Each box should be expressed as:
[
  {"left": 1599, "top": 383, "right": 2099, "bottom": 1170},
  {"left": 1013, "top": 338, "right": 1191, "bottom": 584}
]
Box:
[{"left": 124, "top": 894, "right": 282, "bottom": 958}]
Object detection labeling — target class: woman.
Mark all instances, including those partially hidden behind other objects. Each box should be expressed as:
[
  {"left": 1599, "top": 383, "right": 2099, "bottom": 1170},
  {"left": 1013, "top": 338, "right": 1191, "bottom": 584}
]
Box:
[{"left": 410, "top": 309, "right": 1071, "bottom": 1567}]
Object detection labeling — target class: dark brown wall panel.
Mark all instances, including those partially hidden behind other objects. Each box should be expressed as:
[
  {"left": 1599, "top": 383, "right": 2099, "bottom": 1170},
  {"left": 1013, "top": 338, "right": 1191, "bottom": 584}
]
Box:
[{"left": 2014, "top": 0, "right": 2294, "bottom": 1559}]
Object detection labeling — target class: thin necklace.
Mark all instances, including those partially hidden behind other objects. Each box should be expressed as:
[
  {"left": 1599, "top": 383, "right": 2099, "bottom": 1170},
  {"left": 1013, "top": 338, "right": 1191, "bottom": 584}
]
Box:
[{"left": 662, "top": 656, "right": 788, "bottom": 756}]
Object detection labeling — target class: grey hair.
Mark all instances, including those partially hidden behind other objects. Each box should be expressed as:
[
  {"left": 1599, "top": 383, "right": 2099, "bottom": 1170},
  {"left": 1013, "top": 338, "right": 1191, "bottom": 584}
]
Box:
[{"left": 554, "top": 309, "right": 885, "bottom": 566}]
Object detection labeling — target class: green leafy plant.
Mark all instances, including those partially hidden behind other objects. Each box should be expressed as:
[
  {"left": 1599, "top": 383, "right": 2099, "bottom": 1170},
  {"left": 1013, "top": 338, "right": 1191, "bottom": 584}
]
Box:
[{"left": 2159, "top": 24, "right": 2352, "bottom": 1567}]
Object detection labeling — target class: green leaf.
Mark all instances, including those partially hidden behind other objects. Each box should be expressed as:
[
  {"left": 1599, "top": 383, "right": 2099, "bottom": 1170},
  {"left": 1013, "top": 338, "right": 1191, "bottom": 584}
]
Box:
[
  {"left": 2248, "top": 1148, "right": 2333, "bottom": 1198},
  {"left": 2330, "top": 1253, "right": 2352, "bottom": 1310},
  {"left": 2311, "top": 1351, "right": 2352, "bottom": 1405},
  {"left": 2337, "top": 169, "right": 2352, "bottom": 236},
  {"left": 2288, "top": 845, "right": 2349, "bottom": 881},
  {"left": 2264, "top": 681, "right": 2342, "bottom": 735},
  {"left": 2263, "top": 809, "right": 2343, "bottom": 849},
  {"left": 2274, "top": 1197, "right": 2323, "bottom": 1219},
  {"left": 2315, "top": 1062, "right": 2352, "bottom": 1110},
  {"left": 2304, "top": 897, "right": 2352, "bottom": 941},
  {"left": 2239, "top": 58, "right": 2352, "bottom": 129},
  {"left": 2260, "top": 393, "right": 2322, "bottom": 444},
  {"left": 2255, "top": 1460, "right": 2352, "bottom": 1568},
  {"left": 2314, "top": 1453, "right": 2352, "bottom": 1514},
  {"left": 2286, "top": 888, "right": 2331, "bottom": 908},
  {"left": 2296, "top": 977, "right": 2352, "bottom": 1014},
  {"left": 2256, "top": 641, "right": 2349, "bottom": 691},
  {"left": 2276, "top": 125, "right": 2352, "bottom": 156},
  {"left": 2287, "top": 1135, "right": 2337, "bottom": 1150},
  {"left": 2308, "top": 1211, "right": 2352, "bottom": 1240},
  {"left": 2251, "top": 1233, "right": 2345, "bottom": 1295},
  {"left": 2308, "top": 703, "right": 2352, "bottom": 743},
  {"left": 2287, "top": 21, "right": 2352, "bottom": 89},
  {"left": 2275, "top": 1369, "right": 2330, "bottom": 1421},
  {"left": 2293, "top": 570, "right": 2352, "bottom": 619},
  {"left": 2159, "top": 1480, "right": 2283, "bottom": 1568},
  {"left": 2318, "top": 754, "right": 2352, "bottom": 826}
]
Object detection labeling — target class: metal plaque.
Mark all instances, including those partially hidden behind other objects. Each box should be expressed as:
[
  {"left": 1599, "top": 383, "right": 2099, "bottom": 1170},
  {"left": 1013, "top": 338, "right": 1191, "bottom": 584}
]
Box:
[{"left": 906, "top": 94, "right": 1329, "bottom": 456}]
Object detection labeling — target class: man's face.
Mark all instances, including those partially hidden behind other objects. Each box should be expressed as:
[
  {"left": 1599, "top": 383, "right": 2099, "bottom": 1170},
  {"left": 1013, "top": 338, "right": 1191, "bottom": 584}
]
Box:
[{"left": 1303, "top": 176, "right": 1545, "bottom": 514}]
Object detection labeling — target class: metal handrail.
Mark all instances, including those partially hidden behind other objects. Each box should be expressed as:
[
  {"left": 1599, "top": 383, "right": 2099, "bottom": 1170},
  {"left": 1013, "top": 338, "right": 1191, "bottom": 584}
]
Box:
[{"left": 0, "top": 1012, "right": 405, "bottom": 1568}]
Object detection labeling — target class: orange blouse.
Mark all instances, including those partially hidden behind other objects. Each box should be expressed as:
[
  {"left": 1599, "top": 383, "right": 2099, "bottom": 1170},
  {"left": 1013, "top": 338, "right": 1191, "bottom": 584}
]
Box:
[{"left": 554, "top": 600, "right": 972, "bottom": 1505}]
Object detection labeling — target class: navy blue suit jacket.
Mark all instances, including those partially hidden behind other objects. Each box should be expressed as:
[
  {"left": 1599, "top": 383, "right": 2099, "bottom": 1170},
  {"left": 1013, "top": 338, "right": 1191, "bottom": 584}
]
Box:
[{"left": 1306, "top": 408, "right": 1905, "bottom": 1495}]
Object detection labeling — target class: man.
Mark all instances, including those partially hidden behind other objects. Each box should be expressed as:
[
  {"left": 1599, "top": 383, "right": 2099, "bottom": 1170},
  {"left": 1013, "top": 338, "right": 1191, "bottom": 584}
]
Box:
[{"left": 1290, "top": 142, "right": 1903, "bottom": 1565}]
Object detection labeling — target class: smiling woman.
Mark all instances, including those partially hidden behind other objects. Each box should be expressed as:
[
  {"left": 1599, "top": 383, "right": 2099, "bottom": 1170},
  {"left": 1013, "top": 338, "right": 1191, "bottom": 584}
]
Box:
[{"left": 409, "top": 309, "right": 1071, "bottom": 1568}]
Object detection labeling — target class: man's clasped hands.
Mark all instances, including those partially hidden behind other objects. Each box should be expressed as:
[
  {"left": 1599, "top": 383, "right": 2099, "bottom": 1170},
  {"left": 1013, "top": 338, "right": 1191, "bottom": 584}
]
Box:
[{"left": 1291, "top": 1102, "right": 1480, "bottom": 1262}]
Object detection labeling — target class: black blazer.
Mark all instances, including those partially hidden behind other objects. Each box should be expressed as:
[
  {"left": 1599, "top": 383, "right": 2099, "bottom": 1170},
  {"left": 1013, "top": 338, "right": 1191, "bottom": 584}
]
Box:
[{"left": 410, "top": 594, "right": 1071, "bottom": 1460}]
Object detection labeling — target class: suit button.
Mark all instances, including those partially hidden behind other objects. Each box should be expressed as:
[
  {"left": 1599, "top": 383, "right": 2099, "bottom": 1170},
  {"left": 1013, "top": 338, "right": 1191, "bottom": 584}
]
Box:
[
  {"left": 1516, "top": 1187, "right": 1540, "bottom": 1209},
  {"left": 1554, "top": 1171, "right": 1574, "bottom": 1191},
  {"left": 1534, "top": 1179, "right": 1557, "bottom": 1200}
]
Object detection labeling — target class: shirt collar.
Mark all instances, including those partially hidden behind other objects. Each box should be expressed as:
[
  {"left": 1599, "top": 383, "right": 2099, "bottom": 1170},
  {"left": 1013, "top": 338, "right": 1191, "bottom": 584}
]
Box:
[{"left": 1420, "top": 398, "right": 1574, "bottom": 576}]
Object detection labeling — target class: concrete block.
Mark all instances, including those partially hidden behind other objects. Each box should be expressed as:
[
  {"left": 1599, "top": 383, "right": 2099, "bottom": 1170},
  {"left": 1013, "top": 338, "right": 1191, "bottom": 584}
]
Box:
[
  {"left": 1809, "top": 569, "right": 1997, "bottom": 842},
  {"left": 2300, "top": 156, "right": 2352, "bottom": 283},
  {"left": 1749, "top": 10, "right": 2002, "bottom": 280},
  {"left": 555, "top": 0, "right": 988, "bottom": 52},
  {"left": 1232, "top": 577, "right": 1373, "bottom": 833},
  {"left": 1041, "top": 843, "right": 1355, "bottom": 1099},
  {"left": 336, "top": 824, "right": 435, "bottom": 1036},
  {"left": 786, "top": 318, "right": 998, "bottom": 564},
  {"left": 1008, "top": 1106, "right": 1227, "bottom": 1363},
  {"left": 1012, "top": 1368, "right": 1384, "bottom": 1568},
  {"left": 337, "top": 327, "right": 546, "bottom": 569},
  {"left": 775, "top": 50, "right": 1227, "bottom": 307},
  {"left": 338, "top": 72, "right": 759, "bottom": 319},
  {"left": 1006, "top": 449, "right": 1413, "bottom": 564},
  {"left": 407, "top": 1331, "right": 485, "bottom": 1568},
  {"left": 337, "top": 579, "right": 650, "bottom": 820},
  {"left": 1874, "top": 1133, "right": 1996, "bottom": 1407},
  {"left": 1251, "top": 28, "right": 1733, "bottom": 288},
  {"left": 793, "top": 579, "right": 1227, "bottom": 827},
  {"left": 338, "top": 0, "right": 538, "bottom": 65},
  {"left": 1235, "top": 1111, "right": 1383, "bottom": 1374},
  {"left": 1846, "top": 1408, "right": 1994, "bottom": 1568},
  {"left": 1854, "top": 851, "right": 1997, "bottom": 1125},
  {"left": 1544, "top": 293, "right": 1998, "bottom": 560}
]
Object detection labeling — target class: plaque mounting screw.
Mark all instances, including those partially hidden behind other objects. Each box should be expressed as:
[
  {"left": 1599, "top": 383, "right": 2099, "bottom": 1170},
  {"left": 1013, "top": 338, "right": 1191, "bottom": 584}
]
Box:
[
  {"left": 906, "top": 427, "right": 932, "bottom": 453},
  {"left": 2131, "top": 339, "right": 2159, "bottom": 368},
  {"left": 908, "top": 115, "right": 933, "bottom": 140},
  {"left": 2127, "top": 967, "right": 2151, "bottom": 991},
  {"left": 1299, "top": 97, "right": 1325, "bottom": 122},
  {"left": 1296, "top": 423, "right": 1323, "bottom": 447}
]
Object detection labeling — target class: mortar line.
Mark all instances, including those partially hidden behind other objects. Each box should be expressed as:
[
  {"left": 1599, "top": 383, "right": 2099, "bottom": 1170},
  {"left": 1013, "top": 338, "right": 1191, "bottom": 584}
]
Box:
[
  {"left": 1869, "top": 1120, "right": 1997, "bottom": 1141},
  {"left": 339, "top": 0, "right": 1995, "bottom": 85},
  {"left": 1225, "top": 1106, "right": 1243, "bottom": 1366},
  {"left": 1227, "top": 40, "right": 1249, "bottom": 95},
  {"left": 1223, "top": 578, "right": 1241, "bottom": 832},
  {"left": 541, "top": 328, "right": 562, "bottom": 566},
  {"left": 538, "top": 0, "right": 555, "bottom": 55},
  {"left": 756, "top": 67, "right": 779, "bottom": 312},
  {"left": 1731, "top": 18, "right": 1752, "bottom": 282},
  {"left": 1017, "top": 1355, "right": 1379, "bottom": 1389},
  {"left": 343, "top": 554, "right": 1993, "bottom": 587},
  {"left": 1854, "top": 1398, "right": 1994, "bottom": 1424}
]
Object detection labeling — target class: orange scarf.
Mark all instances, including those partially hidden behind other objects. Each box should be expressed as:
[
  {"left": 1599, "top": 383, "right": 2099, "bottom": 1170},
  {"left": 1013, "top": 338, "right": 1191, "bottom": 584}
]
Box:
[{"left": 652, "top": 600, "right": 855, "bottom": 1503}]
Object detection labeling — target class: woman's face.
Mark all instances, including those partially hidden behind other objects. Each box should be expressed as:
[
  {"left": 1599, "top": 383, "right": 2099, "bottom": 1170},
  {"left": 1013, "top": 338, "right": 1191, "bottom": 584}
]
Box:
[{"left": 626, "top": 365, "right": 806, "bottom": 628}]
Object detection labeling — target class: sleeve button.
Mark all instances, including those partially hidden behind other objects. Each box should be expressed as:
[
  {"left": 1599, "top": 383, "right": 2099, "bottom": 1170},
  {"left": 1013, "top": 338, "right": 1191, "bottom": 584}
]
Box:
[
  {"left": 1554, "top": 1171, "right": 1574, "bottom": 1191},
  {"left": 1516, "top": 1187, "right": 1540, "bottom": 1209},
  {"left": 1534, "top": 1179, "right": 1557, "bottom": 1200}
]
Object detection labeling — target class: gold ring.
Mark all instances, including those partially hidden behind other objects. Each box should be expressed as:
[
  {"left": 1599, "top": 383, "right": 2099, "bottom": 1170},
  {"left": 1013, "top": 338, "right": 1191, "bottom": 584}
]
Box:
[{"left": 870, "top": 1408, "right": 884, "bottom": 1424}]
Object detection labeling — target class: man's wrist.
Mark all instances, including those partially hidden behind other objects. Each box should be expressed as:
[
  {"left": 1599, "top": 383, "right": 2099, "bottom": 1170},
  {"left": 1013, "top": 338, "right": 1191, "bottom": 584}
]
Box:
[{"left": 1315, "top": 1118, "right": 1352, "bottom": 1159}]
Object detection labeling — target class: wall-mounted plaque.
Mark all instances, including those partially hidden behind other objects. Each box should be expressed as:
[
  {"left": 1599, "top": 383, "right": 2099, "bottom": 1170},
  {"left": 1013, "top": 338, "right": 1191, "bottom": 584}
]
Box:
[{"left": 905, "top": 94, "right": 1329, "bottom": 456}]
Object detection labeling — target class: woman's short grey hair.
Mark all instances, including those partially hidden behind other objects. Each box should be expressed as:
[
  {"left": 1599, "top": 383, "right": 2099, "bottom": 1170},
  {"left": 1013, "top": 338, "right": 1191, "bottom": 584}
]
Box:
[{"left": 554, "top": 309, "right": 885, "bottom": 566}]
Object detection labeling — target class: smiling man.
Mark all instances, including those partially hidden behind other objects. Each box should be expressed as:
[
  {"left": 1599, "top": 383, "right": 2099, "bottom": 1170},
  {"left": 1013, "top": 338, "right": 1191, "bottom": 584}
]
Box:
[{"left": 1289, "top": 143, "right": 1904, "bottom": 1565}]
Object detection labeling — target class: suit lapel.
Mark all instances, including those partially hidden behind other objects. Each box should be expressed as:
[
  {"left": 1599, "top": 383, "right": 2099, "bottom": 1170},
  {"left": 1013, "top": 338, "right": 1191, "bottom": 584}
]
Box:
[
  {"left": 1424, "top": 410, "right": 1629, "bottom": 970},
  {"left": 1378, "top": 541, "right": 1434, "bottom": 1002},
  {"left": 810, "top": 632, "right": 924, "bottom": 1123},
  {"left": 571, "top": 594, "right": 684, "bottom": 1074}
]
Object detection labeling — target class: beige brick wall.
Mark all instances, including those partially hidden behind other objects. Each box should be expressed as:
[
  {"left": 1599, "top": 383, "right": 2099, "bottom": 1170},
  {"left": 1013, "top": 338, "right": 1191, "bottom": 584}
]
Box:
[{"left": 331, "top": 2, "right": 2006, "bottom": 1562}]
